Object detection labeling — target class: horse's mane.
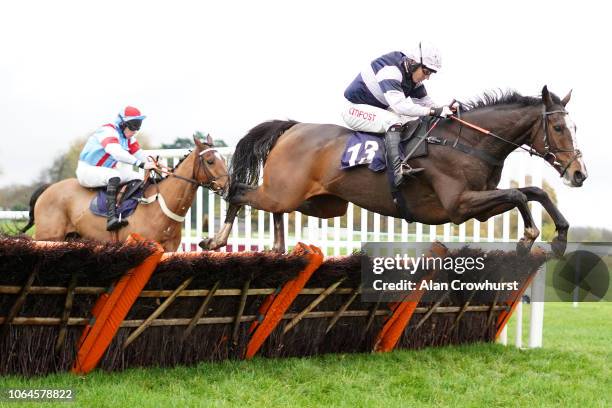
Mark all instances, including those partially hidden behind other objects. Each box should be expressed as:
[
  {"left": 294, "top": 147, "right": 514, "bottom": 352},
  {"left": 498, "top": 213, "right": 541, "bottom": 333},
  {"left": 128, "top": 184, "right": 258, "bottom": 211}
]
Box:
[
  {"left": 174, "top": 152, "right": 191, "bottom": 169},
  {"left": 460, "top": 89, "right": 561, "bottom": 112}
]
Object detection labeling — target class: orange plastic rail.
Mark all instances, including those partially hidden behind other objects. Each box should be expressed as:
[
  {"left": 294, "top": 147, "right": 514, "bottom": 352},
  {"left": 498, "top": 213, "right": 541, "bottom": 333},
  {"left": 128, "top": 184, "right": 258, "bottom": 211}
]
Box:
[
  {"left": 495, "top": 270, "right": 538, "bottom": 339},
  {"left": 245, "top": 243, "right": 323, "bottom": 359},
  {"left": 372, "top": 276, "right": 430, "bottom": 353},
  {"left": 72, "top": 234, "right": 163, "bottom": 374}
]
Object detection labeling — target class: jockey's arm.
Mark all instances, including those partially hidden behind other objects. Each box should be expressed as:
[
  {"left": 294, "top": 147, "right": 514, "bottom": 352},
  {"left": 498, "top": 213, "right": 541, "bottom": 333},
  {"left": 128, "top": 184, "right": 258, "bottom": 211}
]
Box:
[
  {"left": 104, "top": 143, "right": 143, "bottom": 167},
  {"left": 413, "top": 95, "right": 437, "bottom": 108},
  {"left": 385, "top": 90, "right": 432, "bottom": 117},
  {"left": 376, "top": 69, "right": 432, "bottom": 117},
  {"left": 132, "top": 148, "right": 147, "bottom": 164}
]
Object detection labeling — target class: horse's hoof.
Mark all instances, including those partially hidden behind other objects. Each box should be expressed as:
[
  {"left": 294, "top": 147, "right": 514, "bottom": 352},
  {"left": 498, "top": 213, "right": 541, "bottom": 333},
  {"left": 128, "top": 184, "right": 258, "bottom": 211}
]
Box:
[
  {"left": 516, "top": 238, "right": 533, "bottom": 256},
  {"left": 551, "top": 237, "right": 567, "bottom": 258},
  {"left": 198, "top": 238, "right": 215, "bottom": 251}
]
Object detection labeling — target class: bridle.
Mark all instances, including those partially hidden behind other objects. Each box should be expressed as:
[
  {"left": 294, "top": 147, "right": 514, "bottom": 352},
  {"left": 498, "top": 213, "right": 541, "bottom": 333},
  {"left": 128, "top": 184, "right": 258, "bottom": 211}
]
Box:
[
  {"left": 448, "top": 104, "right": 581, "bottom": 178},
  {"left": 148, "top": 144, "right": 229, "bottom": 195},
  {"left": 534, "top": 107, "right": 582, "bottom": 178},
  {"left": 192, "top": 146, "right": 229, "bottom": 194}
]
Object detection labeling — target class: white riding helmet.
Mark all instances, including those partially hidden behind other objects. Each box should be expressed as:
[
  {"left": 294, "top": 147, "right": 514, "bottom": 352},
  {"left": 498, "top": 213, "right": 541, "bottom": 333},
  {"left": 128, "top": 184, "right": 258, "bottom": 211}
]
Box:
[{"left": 404, "top": 41, "right": 442, "bottom": 72}]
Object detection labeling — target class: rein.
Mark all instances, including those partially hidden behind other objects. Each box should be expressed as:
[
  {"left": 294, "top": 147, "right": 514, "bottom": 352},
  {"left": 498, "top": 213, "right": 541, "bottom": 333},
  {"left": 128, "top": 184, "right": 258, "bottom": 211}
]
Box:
[
  {"left": 447, "top": 106, "right": 581, "bottom": 177},
  {"left": 139, "top": 146, "right": 229, "bottom": 223},
  {"left": 149, "top": 147, "right": 228, "bottom": 193}
]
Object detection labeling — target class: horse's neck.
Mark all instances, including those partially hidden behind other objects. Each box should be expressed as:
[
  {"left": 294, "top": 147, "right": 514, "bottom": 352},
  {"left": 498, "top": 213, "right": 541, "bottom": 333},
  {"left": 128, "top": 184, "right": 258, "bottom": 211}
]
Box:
[
  {"left": 156, "top": 154, "right": 198, "bottom": 218},
  {"left": 466, "top": 105, "right": 541, "bottom": 160}
]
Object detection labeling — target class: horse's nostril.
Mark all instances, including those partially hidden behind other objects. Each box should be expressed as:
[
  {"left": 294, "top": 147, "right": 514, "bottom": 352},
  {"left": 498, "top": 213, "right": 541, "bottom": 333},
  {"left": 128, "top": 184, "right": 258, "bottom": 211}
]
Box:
[{"left": 573, "top": 171, "right": 586, "bottom": 184}]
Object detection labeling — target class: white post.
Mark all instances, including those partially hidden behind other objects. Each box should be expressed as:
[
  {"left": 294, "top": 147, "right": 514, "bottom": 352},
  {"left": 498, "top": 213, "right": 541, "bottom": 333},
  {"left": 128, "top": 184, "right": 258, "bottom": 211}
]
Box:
[
  {"left": 528, "top": 265, "right": 546, "bottom": 348},
  {"left": 308, "top": 216, "right": 318, "bottom": 242},
  {"left": 196, "top": 187, "right": 203, "bottom": 251},
  {"left": 387, "top": 217, "right": 394, "bottom": 242},
  {"left": 361, "top": 208, "right": 368, "bottom": 244},
  {"left": 459, "top": 223, "right": 466, "bottom": 242},
  {"left": 183, "top": 208, "right": 192, "bottom": 252},
  {"left": 499, "top": 326, "right": 508, "bottom": 346},
  {"left": 244, "top": 206, "right": 252, "bottom": 252},
  {"left": 373, "top": 213, "right": 381, "bottom": 241},
  {"left": 429, "top": 225, "right": 436, "bottom": 242},
  {"left": 401, "top": 220, "right": 408, "bottom": 242},
  {"left": 321, "top": 218, "right": 329, "bottom": 255},
  {"left": 515, "top": 301, "right": 523, "bottom": 348},
  {"left": 347, "top": 205, "right": 354, "bottom": 252},
  {"left": 333, "top": 217, "right": 341, "bottom": 255},
  {"left": 257, "top": 209, "right": 265, "bottom": 251},
  {"left": 295, "top": 212, "right": 302, "bottom": 242},
  {"left": 207, "top": 191, "right": 215, "bottom": 246}
]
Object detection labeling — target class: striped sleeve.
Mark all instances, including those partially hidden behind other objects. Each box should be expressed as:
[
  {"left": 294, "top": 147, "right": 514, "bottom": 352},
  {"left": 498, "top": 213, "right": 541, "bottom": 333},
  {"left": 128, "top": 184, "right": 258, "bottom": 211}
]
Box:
[
  {"left": 128, "top": 139, "right": 141, "bottom": 154},
  {"left": 94, "top": 126, "right": 120, "bottom": 147},
  {"left": 374, "top": 65, "right": 430, "bottom": 117}
]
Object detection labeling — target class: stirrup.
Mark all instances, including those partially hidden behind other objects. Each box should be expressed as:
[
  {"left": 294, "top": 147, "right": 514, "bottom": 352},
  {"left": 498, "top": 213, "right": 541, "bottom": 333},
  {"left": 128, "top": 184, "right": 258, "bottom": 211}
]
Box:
[
  {"left": 401, "top": 164, "right": 425, "bottom": 177},
  {"left": 106, "top": 217, "right": 128, "bottom": 232}
]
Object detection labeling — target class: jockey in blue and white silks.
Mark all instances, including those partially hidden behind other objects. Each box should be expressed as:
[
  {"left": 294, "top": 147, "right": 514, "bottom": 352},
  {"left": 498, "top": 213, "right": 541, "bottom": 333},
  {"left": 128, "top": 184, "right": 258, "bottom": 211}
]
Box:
[
  {"left": 341, "top": 41, "right": 453, "bottom": 186},
  {"left": 76, "top": 106, "right": 155, "bottom": 231}
]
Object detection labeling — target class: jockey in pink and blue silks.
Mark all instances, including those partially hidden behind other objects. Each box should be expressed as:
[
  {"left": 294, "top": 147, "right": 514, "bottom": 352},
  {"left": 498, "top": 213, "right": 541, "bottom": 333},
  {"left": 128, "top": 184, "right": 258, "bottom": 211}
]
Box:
[{"left": 76, "top": 106, "right": 155, "bottom": 231}]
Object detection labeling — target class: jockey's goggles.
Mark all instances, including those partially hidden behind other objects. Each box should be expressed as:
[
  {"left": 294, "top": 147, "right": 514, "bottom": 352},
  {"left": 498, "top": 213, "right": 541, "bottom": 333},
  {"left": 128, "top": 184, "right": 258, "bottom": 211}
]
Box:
[
  {"left": 421, "top": 66, "right": 437, "bottom": 76},
  {"left": 126, "top": 119, "right": 142, "bottom": 131}
]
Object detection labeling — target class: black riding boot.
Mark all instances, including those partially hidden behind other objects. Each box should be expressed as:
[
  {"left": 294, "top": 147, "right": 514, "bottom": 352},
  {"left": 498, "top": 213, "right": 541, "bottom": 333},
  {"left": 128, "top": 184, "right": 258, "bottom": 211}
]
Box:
[
  {"left": 385, "top": 125, "right": 423, "bottom": 187},
  {"left": 106, "top": 177, "right": 128, "bottom": 232}
]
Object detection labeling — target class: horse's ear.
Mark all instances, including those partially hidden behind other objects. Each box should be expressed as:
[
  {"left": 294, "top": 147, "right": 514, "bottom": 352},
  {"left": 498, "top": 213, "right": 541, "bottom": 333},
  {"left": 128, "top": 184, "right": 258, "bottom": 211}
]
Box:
[
  {"left": 206, "top": 133, "right": 214, "bottom": 146},
  {"left": 561, "top": 89, "right": 572, "bottom": 107},
  {"left": 542, "top": 85, "right": 554, "bottom": 108},
  {"left": 193, "top": 134, "right": 204, "bottom": 149}
]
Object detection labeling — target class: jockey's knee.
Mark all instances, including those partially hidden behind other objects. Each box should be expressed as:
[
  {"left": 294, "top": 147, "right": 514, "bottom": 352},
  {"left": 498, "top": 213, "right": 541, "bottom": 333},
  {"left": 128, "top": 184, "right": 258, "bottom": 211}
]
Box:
[{"left": 76, "top": 161, "right": 120, "bottom": 188}]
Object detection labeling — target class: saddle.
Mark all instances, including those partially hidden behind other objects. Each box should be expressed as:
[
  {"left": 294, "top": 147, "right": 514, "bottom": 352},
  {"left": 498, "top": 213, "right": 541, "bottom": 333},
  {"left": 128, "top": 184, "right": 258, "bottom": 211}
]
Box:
[
  {"left": 89, "top": 180, "right": 146, "bottom": 219},
  {"left": 340, "top": 118, "right": 434, "bottom": 172}
]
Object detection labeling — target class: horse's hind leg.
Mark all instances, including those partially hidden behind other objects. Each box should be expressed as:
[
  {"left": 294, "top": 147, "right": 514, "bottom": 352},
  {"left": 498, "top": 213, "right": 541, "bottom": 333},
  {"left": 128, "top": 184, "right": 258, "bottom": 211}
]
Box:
[
  {"left": 32, "top": 213, "right": 69, "bottom": 241},
  {"left": 229, "top": 179, "right": 312, "bottom": 214}
]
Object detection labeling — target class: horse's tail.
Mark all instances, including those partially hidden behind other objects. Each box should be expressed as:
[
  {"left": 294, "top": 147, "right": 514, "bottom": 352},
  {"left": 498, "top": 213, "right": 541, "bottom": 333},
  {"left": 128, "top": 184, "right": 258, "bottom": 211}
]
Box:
[
  {"left": 20, "top": 184, "right": 51, "bottom": 233},
  {"left": 228, "top": 120, "right": 299, "bottom": 201}
]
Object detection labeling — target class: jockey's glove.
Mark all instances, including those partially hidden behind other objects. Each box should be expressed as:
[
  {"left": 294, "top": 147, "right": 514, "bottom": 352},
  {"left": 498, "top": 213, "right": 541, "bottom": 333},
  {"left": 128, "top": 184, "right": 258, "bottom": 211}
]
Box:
[
  {"left": 430, "top": 106, "right": 453, "bottom": 118},
  {"left": 138, "top": 160, "right": 156, "bottom": 170}
]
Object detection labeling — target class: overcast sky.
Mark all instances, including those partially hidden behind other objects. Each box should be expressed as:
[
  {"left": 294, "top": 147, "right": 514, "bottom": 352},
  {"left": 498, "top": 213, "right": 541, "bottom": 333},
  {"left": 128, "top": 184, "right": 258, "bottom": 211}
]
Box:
[{"left": 1, "top": 0, "right": 610, "bottom": 229}]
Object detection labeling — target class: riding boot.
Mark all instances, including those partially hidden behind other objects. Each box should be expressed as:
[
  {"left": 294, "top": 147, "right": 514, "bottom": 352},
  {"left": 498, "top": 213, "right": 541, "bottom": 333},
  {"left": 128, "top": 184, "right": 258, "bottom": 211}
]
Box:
[
  {"left": 106, "top": 177, "right": 128, "bottom": 231},
  {"left": 385, "top": 125, "right": 424, "bottom": 188}
]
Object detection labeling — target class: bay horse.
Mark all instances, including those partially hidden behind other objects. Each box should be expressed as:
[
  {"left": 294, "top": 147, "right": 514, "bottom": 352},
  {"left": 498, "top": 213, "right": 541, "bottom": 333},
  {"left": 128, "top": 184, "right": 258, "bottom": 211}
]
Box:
[
  {"left": 22, "top": 135, "right": 228, "bottom": 251},
  {"left": 200, "top": 86, "right": 586, "bottom": 256}
]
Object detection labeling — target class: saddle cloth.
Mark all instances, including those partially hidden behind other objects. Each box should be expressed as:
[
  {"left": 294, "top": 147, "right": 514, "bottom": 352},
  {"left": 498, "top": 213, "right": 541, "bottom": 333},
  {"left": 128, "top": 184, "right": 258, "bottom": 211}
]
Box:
[
  {"left": 89, "top": 180, "right": 145, "bottom": 219},
  {"left": 340, "top": 118, "right": 431, "bottom": 171}
]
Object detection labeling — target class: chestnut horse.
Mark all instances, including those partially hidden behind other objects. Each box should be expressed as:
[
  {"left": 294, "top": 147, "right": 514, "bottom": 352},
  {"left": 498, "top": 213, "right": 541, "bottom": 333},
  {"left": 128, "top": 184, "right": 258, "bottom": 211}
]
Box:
[
  {"left": 201, "top": 86, "right": 586, "bottom": 256},
  {"left": 22, "top": 135, "right": 228, "bottom": 251}
]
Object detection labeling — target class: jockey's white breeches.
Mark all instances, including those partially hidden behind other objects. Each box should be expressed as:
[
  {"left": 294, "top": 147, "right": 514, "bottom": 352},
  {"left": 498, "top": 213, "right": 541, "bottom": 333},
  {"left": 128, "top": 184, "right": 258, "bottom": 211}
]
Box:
[
  {"left": 76, "top": 161, "right": 143, "bottom": 188},
  {"left": 341, "top": 101, "right": 419, "bottom": 133}
]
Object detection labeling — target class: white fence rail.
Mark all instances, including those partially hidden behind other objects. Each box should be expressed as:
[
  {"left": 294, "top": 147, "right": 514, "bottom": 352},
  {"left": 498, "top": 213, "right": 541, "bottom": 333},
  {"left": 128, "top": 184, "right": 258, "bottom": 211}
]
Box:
[{"left": 1, "top": 147, "right": 546, "bottom": 348}]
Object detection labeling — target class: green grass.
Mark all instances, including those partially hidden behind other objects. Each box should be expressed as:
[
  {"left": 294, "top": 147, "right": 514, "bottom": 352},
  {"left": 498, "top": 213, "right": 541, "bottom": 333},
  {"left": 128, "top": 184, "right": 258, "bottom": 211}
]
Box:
[{"left": 0, "top": 303, "right": 610, "bottom": 407}]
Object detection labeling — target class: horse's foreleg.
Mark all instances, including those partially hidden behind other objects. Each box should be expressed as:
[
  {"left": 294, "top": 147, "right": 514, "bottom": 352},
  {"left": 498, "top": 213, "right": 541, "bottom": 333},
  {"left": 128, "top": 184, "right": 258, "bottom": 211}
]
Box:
[
  {"left": 444, "top": 189, "right": 539, "bottom": 255},
  {"left": 199, "top": 204, "right": 240, "bottom": 250},
  {"left": 519, "top": 186, "right": 569, "bottom": 256},
  {"left": 272, "top": 213, "right": 286, "bottom": 253}
]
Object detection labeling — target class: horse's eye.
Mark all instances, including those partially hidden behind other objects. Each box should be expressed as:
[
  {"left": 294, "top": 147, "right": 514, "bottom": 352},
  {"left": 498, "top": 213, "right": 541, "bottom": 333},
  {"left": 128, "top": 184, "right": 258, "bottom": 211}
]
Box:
[
  {"left": 553, "top": 125, "right": 563, "bottom": 132},
  {"left": 206, "top": 158, "right": 215, "bottom": 165}
]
